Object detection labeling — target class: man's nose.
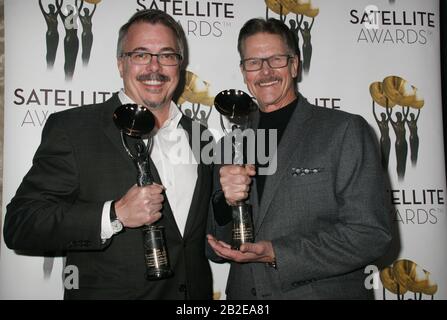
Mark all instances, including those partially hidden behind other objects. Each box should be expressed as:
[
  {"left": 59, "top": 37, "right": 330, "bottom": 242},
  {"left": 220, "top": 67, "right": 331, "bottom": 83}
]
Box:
[
  {"left": 146, "top": 55, "right": 160, "bottom": 72},
  {"left": 260, "top": 59, "right": 273, "bottom": 74}
]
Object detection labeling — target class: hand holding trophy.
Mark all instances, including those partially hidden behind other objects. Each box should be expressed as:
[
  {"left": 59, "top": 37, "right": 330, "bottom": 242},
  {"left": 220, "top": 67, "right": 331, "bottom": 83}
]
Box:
[
  {"left": 113, "top": 104, "right": 173, "bottom": 280},
  {"left": 214, "top": 89, "right": 258, "bottom": 250}
]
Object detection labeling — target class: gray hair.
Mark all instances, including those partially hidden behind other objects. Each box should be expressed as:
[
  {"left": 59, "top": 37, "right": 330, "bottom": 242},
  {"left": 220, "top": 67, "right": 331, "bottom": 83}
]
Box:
[
  {"left": 116, "top": 9, "right": 186, "bottom": 60},
  {"left": 237, "top": 18, "right": 300, "bottom": 59}
]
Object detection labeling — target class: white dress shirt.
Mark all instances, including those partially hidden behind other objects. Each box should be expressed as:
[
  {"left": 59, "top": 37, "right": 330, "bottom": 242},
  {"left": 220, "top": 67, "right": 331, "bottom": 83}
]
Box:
[{"left": 101, "top": 90, "right": 198, "bottom": 240}]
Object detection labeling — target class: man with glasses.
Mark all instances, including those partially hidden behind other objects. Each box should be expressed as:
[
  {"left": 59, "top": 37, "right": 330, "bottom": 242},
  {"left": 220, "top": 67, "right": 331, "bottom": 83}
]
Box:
[
  {"left": 4, "top": 9, "right": 213, "bottom": 299},
  {"left": 207, "top": 18, "right": 391, "bottom": 299}
]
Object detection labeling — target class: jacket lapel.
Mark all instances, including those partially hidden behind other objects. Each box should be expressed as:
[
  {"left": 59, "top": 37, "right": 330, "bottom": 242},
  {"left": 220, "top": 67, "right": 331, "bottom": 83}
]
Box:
[
  {"left": 180, "top": 117, "right": 209, "bottom": 240},
  {"left": 101, "top": 93, "right": 137, "bottom": 171},
  {"left": 254, "top": 95, "right": 314, "bottom": 234},
  {"left": 147, "top": 158, "right": 183, "bottom": 239},
  {"left": 248, "top": 111, "right": 261, "bottom": 219}
]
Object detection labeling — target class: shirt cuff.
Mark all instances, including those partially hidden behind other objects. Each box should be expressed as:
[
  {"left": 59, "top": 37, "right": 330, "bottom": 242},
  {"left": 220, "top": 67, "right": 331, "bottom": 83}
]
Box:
[{"left": 101, "top": 200, "right": 114, "bottom": 240}]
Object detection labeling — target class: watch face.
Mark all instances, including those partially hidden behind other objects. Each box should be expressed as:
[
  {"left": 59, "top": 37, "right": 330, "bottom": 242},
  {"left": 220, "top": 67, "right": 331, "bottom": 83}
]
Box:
[{"left": 111, "top": 219, "right": 123, "bottom": 233}]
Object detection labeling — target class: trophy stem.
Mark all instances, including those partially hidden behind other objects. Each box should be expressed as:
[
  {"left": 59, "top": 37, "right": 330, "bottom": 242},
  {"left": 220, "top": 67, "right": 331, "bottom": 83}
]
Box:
[
  {"left": 214, "top": 89, "right": 258, "bottom": 250},
  {"left": 114, "top": 105, "right": 173, "bottom": 280},
  {"left": 120, "top": 131, "right": 136, "bottom": 161},
  {"left": 119, "top": 132, "right": 173, "bottom": 280}
]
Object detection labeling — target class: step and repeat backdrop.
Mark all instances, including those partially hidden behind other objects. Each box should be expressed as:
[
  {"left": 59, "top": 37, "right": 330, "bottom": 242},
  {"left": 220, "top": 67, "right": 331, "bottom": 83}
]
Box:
[{"left": 1, "top": 0, "right": 445, "bottom": 299}]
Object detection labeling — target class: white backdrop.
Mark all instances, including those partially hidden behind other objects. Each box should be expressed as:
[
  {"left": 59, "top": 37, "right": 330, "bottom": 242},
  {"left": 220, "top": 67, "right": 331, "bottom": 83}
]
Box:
[{"left": 1, "top": 0, "right": 445, "bottom": 300}]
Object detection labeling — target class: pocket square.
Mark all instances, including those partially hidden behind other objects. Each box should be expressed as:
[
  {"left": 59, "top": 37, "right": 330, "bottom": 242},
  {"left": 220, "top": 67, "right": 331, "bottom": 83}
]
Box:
[{"left": 292, "top": 167, "right": 324, "bottom": 176}]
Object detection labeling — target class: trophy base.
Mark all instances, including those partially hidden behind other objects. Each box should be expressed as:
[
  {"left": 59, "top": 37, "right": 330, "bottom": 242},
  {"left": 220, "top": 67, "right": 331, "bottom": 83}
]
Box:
[
  {"left": 231, "top": 203, "right": 254, "bottom": 251},
  {"left": 231, "top": 241, "right": 252, "bottom": 251},
  {"left": 231, "top": 244, "right": 241, "bottom": 251},
  {"left": 146, "top": 269, "right": 173, "bottom": 280}
]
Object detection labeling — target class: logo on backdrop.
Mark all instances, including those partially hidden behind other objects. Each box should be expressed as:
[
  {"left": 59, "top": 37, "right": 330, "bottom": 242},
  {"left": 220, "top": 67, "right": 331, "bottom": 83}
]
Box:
[
  {"left": 388, "top": 188, "right": 444, "bottom": 226},
  {"left": 264, "top": 0, "right": 319, "bottom": 75},
  {"left": 38, "top": 0, "right": 100, "bottom": 81},
  {"left": 14, "top": 88, "right": 113, "bottom": 127},
  {"left": 176, "top": 70, "right": 214, "bottom": 128},
  {"left": 369, "top": 76, "right": 424, "bottom": 181},
  {"left": 135, "top": 0, "right": 235, "bottom": 38},
  {"left": 350, "top": 4, "right": 436, "bottom": 45},
  {"left": 380, "top": 259, "right": 438, "bottom": 300}
]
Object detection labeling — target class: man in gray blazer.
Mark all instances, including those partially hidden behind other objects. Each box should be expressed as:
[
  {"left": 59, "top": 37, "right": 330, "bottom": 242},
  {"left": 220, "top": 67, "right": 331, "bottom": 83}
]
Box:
[
  {"left": 207, "top": 18, "right": 392, "bottom": 299},
  {"left": 4, "top": 9, "right": 213, "bottom": 299}
]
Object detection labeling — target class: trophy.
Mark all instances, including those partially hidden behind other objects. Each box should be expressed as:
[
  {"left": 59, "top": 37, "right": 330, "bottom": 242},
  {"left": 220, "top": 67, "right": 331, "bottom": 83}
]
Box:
[
  {"left": 113, "top": 104, "right": 173, "bottom": 280},
  {"left": 214, "top": 89, "right": 258, "bottom": 250}
]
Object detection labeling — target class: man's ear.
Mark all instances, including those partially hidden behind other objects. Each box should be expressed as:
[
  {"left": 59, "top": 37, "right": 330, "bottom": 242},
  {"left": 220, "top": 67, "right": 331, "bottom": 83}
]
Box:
[
  {"left": 291, "top": 55, "right": 299, "bottom": 79},
  {"left": 117, "top": 58, "right": 124, "bottom": 78},
  {"left": 240, "top": 64, "right": 247, "bottom": 84}
]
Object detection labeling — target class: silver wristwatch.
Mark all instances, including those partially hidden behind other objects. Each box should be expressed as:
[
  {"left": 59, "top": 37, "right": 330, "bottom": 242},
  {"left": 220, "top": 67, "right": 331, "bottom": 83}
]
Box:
[{"left": 110, "top": 201, "right": 123, "bottom": 234}]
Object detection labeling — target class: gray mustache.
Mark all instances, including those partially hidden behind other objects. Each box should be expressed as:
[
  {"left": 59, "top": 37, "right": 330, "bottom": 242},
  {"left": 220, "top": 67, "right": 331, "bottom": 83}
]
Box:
[
  {"left": 137, "top": 73, "right": 170, "bottom": 82},
  {"left": 256, "top": 77, "right": 281, "bottom": 85}
]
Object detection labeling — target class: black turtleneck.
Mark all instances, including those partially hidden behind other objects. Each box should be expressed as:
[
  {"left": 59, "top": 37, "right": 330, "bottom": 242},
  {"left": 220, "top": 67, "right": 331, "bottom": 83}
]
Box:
[{"left": 256, "top": 98, "right": 298, "bottom": 200}]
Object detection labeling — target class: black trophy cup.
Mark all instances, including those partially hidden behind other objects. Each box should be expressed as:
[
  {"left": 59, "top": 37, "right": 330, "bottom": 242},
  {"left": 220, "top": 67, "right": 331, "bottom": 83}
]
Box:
[
  {"left": 214, "top": 89, "right": 258, "bottom": 250},
  {"left": 113, "top": 104, "right": 173, "bottom": 280}
]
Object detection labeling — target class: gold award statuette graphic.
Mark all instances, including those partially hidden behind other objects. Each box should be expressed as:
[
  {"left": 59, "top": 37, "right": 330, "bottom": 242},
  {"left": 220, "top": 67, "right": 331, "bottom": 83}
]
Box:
[
  {"left": 265, "top": 0, "right": 291, "bottom": 17},
  {"left": 281, "top": 0, "right": 319, "bottom": 18},
  {"left": 265, "top": 0, "right": 319, "bottom": 74},
  {"left": 380, "top": 259, "right": 438, "bottom": 300},
  {"left": 369, "top": 76, "right": 424, "bottom": 181},
  {"left": 177, "top": 70, "right": 215, "bottom": 127}
]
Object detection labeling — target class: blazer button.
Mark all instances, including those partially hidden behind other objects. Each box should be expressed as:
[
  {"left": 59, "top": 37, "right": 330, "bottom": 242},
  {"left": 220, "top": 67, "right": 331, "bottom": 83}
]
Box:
[
  {"left": 251, "top": 288, "right": 257, "bottom": 296},
  {"left": 292, "top": 281, "right": 300, "bottom": 287}
]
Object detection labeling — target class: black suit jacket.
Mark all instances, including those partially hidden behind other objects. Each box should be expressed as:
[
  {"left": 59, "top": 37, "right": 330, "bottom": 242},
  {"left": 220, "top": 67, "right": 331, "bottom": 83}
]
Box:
[{"left": 4, "top": 94, "right": 214, "bottom": 299}]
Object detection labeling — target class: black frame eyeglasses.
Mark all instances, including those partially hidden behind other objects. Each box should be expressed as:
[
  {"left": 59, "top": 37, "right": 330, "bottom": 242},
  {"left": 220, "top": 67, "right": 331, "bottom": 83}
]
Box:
[
  {"left": 121, "top": 51, "right": 183, "bottom": 66},
  {"left": 241, "top": 54, "right": 293, "bottom": 71}
]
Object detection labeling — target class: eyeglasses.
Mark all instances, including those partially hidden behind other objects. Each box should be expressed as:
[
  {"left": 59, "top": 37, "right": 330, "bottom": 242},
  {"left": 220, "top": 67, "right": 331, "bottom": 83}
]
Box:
[
  {"left": 241, "top": 54, "right": 293, "bottom": 71},
  {"left": 121, "top": 51, "right": 182, "bottom": 66}
]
